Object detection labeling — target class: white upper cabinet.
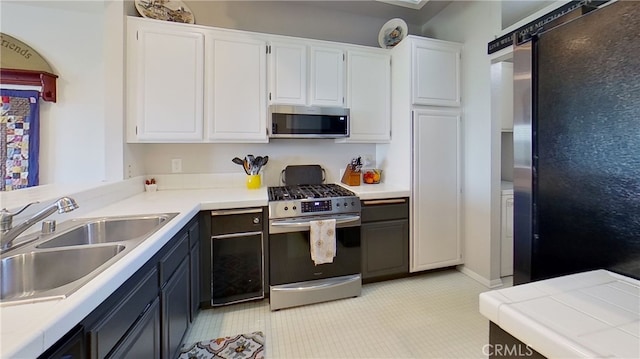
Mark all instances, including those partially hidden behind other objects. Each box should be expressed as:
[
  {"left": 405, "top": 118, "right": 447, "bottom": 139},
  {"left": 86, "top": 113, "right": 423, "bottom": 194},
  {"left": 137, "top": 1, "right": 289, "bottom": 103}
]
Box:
[
  {"left": 411, "top": 38, "right": 461, "bottom": 107},
  {"left": 206, "top": 33, "right": 268, "bottom": 142},
  {"left": 268, "top": 42, "right": 344, "bottom": 107},
  {"left": 309, "top": 46, "right": 344, "bottom": 107},
  {"left": 268, "top": 42, "right": 307, "bottom": 105},
  {"left": 127, "top": 18, "right": 205, "bottom": 142},
  {"left": 339, "top": 49, "right": 391, "bottom": 143}
]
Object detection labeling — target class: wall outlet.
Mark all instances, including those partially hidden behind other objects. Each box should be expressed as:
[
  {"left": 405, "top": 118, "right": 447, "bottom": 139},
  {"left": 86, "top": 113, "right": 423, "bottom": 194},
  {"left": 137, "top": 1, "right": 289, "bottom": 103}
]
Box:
[{"left": 171, "top": 158, "right": 182, "bottom": 173}]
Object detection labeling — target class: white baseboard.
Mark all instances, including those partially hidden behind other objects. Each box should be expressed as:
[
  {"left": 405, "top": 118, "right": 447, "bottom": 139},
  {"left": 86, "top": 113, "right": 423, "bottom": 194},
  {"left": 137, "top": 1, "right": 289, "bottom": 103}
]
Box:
[{"left": 456, "top": 265, "right": 504, "bottom": 288}]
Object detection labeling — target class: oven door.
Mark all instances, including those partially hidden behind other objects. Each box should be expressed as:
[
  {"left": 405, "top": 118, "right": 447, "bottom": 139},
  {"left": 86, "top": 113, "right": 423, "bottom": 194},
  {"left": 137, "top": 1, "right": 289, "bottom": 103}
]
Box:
[{"left": 269, "top": 215, "right": 361, "bottom": 286}]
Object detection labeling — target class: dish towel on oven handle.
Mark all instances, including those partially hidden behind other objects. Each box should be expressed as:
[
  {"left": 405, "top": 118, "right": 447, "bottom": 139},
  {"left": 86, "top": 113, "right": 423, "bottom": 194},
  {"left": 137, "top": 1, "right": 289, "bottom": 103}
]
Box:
[{"left": 309, "top": 219, "right": 337, "bottom": 265}]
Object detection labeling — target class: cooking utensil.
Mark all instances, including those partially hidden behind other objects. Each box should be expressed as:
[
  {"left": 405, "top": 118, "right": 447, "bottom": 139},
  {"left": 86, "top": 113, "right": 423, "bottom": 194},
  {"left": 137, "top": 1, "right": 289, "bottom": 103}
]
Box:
[
  {"left": 243, "top": 157, "right": 250, "bottom": 175},
  {"left": 232, "top": 157, "right": 249, "bottom": 174},
  {"left": 253, "top": 156, "right": 263, "bottom": 175},
  {"left": 281, "top": 165, "right": 325, "bottom": 185}
]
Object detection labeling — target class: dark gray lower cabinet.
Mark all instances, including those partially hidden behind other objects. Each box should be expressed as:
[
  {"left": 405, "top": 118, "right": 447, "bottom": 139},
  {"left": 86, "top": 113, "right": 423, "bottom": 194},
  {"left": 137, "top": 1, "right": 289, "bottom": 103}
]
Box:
[
  {"left": 188, "top": 219, "right": 201, "bottom": 322},
  {"left": 162, "top": 259, "right": 190, "bottom": 359},
  {"left": 361, "top": 198, "right": 409, "bottom": 283},
  {"left": 67, "top": 217, "right": 201, "bottom": 359},
  {"left": 87, "top": 267, "right": 158, "bottom": 359},
  {"left": 190, "top": 241, "right": 200, "bottom": 322},
  {"left": 109, "top": 298, "right": 161, "bottom": 358}
]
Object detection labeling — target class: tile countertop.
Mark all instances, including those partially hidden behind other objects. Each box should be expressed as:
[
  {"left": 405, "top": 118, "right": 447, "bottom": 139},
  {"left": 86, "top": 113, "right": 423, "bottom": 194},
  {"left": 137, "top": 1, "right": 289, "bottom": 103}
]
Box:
[
  {"left": 0, "top": 182, "right": 406, "bottom": 358},
  {"left": 479, "top": 270, "right": 640, "bottom": 358}
]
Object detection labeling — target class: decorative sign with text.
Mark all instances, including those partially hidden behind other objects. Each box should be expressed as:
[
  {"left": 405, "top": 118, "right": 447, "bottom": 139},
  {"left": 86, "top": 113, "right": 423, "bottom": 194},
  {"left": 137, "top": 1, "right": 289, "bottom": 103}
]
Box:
[
  {"left": 487, "top": 0, "right": 611, "bottom": 54},
  {"left": 0, "top": 33, "right": 53, "bottom": 73}
]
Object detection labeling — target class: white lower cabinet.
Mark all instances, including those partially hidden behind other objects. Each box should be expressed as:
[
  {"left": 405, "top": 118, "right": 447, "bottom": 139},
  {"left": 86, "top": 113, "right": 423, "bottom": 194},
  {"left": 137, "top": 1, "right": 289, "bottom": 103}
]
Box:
[
  {"left": 501, "top": 192, "right": 514, "bottom": 276},
  {"left": 411, "top": 108, "right": 462, "bottom": 272},
  {"left": 338, "top": 49, "right": 390, "bottom": 143}
]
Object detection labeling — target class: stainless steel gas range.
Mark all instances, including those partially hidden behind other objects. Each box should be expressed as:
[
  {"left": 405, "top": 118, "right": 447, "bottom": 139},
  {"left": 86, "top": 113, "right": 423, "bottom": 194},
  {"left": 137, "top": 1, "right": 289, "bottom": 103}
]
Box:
[{"left": 267, "top": 183, "right": 362, "bottom": 311}]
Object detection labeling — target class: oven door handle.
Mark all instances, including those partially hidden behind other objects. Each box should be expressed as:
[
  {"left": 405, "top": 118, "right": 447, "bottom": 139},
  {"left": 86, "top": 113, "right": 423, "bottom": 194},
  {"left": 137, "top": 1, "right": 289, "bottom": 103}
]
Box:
[{"left": 271, "top": 215, "right": 361, "bottom": 228}]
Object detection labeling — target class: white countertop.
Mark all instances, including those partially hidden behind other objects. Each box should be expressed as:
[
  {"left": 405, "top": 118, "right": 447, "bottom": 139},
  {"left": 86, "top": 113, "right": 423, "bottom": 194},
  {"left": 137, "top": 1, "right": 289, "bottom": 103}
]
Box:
[
  {"left": 479, "top": 270, "right": 640, "bottom": 358},
  {"left": 338, "top": 182, "right": 410, "bottom": 200},
  {"left": 0, "top": 180, "right": 405, "bottom": 358}
]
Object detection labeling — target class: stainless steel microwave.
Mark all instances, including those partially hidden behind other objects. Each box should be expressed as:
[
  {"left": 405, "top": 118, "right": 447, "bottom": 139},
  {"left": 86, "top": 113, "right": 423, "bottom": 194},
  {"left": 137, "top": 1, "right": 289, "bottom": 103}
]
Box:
[{"left": 268, "top": 105, "right": 350, "bottom": 139}]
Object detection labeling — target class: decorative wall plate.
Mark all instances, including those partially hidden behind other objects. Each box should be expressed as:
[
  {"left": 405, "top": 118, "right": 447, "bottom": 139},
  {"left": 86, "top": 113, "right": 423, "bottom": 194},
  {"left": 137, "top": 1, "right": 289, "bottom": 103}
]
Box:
[
  {"left": 135, "top": 0, "right": 195, "bottom": 24},
  {"left": 378, "top": 18, "right": 408, "bottom": 49}
]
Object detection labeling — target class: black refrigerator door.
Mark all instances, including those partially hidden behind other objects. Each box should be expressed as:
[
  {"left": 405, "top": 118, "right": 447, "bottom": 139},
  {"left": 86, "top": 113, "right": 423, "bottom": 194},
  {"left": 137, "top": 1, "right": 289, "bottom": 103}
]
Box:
[{"left": 531, "top": 1, "right": 640, "bottom": 281}]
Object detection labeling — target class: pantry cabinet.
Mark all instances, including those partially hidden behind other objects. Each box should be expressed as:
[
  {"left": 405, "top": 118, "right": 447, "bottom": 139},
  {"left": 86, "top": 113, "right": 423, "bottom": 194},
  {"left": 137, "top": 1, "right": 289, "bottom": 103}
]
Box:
[
  {"left": 206, "top": 34, "right": 268, "bottom": 142},
  {"left": 268, "top": 42, "right": 344, "bottom": 107},
  {"left": 339, "top": 49, "right": 391, "bottom": 143},
  {"left": 411, "top": 109, "right": 462, "bottom": 272},
  {"left": 126, "top": 18, "right": 205, "bottom": 142},
  {"left": 410, "top": 37, "right": 461, "bottom": 107}
]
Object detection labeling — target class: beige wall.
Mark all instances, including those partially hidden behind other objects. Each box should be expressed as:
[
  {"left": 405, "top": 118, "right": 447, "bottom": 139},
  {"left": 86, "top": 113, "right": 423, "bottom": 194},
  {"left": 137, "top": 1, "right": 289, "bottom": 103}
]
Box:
[{"left": 183, "top": 0, "right": 429, "bottom": 48}]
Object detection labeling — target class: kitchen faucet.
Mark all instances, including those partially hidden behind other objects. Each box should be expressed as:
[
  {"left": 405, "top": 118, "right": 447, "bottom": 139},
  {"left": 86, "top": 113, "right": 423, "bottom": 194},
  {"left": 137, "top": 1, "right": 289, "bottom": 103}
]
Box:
[{"left": 0, "top": 197, "right": 79, "bottom": 252}]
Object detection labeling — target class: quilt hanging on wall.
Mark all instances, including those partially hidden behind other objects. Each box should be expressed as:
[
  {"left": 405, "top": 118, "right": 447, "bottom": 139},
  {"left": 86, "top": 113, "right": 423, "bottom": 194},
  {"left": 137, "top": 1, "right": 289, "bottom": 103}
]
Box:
[{"left": 0, "top": 89, "right": 40, "bottom": 191}]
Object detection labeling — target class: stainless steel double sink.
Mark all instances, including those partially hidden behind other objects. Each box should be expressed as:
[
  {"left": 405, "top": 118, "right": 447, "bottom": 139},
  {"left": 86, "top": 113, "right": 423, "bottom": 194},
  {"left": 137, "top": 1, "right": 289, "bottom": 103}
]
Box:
[{"left": 0, "top": 213, "right": 178, "bottom": 305}]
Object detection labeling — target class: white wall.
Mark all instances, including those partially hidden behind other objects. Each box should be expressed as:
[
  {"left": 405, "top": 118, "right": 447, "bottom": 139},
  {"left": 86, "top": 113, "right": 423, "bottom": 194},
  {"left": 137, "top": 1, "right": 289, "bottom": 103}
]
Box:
[
  {"left": 422, "top": 1, "right": 504, "bottom": 286},
  {"left": 131, "top": 141, "right": 375, "bottom": 187},
  {"left": 1, "top": 1, "right": 109, "bottom": 185}
]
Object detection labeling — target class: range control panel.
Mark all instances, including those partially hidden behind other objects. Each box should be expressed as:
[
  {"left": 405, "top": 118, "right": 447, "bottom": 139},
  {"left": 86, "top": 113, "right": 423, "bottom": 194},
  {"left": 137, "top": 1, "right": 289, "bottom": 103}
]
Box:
[{"left": 269, "top": 197, "right": 361, "bottom": 219}]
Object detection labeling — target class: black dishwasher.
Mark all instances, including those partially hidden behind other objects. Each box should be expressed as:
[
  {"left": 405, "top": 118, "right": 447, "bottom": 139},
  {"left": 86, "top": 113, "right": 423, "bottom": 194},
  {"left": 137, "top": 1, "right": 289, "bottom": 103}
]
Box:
[{"left": 210, "top": 208, "right": 265, "bottom": 306}]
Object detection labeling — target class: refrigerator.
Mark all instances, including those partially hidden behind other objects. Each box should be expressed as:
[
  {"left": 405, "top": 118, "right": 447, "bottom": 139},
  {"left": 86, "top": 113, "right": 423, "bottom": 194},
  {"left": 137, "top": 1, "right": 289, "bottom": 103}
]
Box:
[{"left": 513, "top": 1, "right": 640, "bottom": 285}]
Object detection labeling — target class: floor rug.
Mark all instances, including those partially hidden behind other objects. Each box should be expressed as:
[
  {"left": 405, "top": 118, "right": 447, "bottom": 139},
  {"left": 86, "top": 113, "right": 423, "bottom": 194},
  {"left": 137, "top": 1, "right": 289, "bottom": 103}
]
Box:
[{"left": 178, "top": 331, "right": 265, "bottom": 359}]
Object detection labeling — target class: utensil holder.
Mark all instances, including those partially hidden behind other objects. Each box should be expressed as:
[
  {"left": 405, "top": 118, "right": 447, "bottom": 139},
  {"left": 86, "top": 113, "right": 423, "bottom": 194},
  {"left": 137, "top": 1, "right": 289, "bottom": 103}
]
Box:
[
  {"left": 246, "top": 174, "right": 261, "bottom": 189},
  {"left": 341, "top": 165, "right": 361, "bottom": 186}
]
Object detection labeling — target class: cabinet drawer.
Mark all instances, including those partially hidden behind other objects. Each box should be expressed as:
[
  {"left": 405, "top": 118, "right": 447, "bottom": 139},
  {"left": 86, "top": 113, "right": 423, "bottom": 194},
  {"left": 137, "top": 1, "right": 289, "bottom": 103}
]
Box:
[
  {"left": 211, "top": 208, "right": 263, "bottom": 235},
  {"left": 159, "top": 232, "right": 189, "bottom": 285},
  {"left": 89, "top": 267, "right": 158, "bottom": 359},
  {"left": 108, "top": 298, "right": 161, "bottom": 358},
  {"left": 361, "top": 198, "right": 409, "bottom": 223}
]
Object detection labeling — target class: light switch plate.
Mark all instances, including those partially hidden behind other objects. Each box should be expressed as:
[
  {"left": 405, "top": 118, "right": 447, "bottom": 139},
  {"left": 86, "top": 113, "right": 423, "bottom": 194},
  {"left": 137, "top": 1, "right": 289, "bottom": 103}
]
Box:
[{"left": 171, "top": 159, "right": 182, "bottom": 173}]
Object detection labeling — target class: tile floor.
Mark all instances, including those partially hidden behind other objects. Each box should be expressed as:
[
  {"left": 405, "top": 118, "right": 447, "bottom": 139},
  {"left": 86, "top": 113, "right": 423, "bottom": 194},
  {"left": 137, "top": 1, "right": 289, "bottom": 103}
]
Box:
[{"left": 184, "top": 269, "right": 511, "bottom": 359}]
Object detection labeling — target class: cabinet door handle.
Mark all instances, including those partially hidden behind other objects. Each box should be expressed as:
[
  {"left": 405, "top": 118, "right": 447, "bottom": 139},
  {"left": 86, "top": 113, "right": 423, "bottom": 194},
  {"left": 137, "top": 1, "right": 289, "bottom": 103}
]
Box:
[
  {"left": 362, "top": 199, "right": 406, "bottom": 206},
  {"left": 211, "top": 231, "right": 263, "bottom": 240},
  {"left": 211, "top": 208, "right": 262, "bottom": 216}
]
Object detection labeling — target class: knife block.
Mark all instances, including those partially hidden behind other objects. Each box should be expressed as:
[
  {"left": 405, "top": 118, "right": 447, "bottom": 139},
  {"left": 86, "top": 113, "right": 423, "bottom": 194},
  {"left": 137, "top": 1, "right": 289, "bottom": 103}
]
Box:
[{"left": 341, "top": 165, "right": 361, "bottom": 186}]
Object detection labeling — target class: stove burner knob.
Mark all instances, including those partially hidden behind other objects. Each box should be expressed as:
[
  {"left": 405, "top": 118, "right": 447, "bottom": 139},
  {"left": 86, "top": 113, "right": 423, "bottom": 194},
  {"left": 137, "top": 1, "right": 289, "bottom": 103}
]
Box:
[
  {"left": 351, "top": 201, "right": 356, "bottom": 206},
  {"left": 292, "top": 206, "right": 297, "bottom": 210},
  {"left": 344, "top": 202, "right": 348, "bottom": 207},
  {"left": 284, "top": 206, "right": 288, "bottom": 211},
  {"left": 336, "top": 203, "right": 340, "bottom": 207}
]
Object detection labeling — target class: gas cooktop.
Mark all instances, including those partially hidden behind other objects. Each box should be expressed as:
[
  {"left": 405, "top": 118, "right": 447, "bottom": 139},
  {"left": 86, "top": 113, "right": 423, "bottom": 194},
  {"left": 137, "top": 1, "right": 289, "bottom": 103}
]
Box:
[
  {"left": 268, "top": 184, "right": 355, "bottom": 201},
  {"left": 267, "top": 184, "right": 360, "bottom": 219}
]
